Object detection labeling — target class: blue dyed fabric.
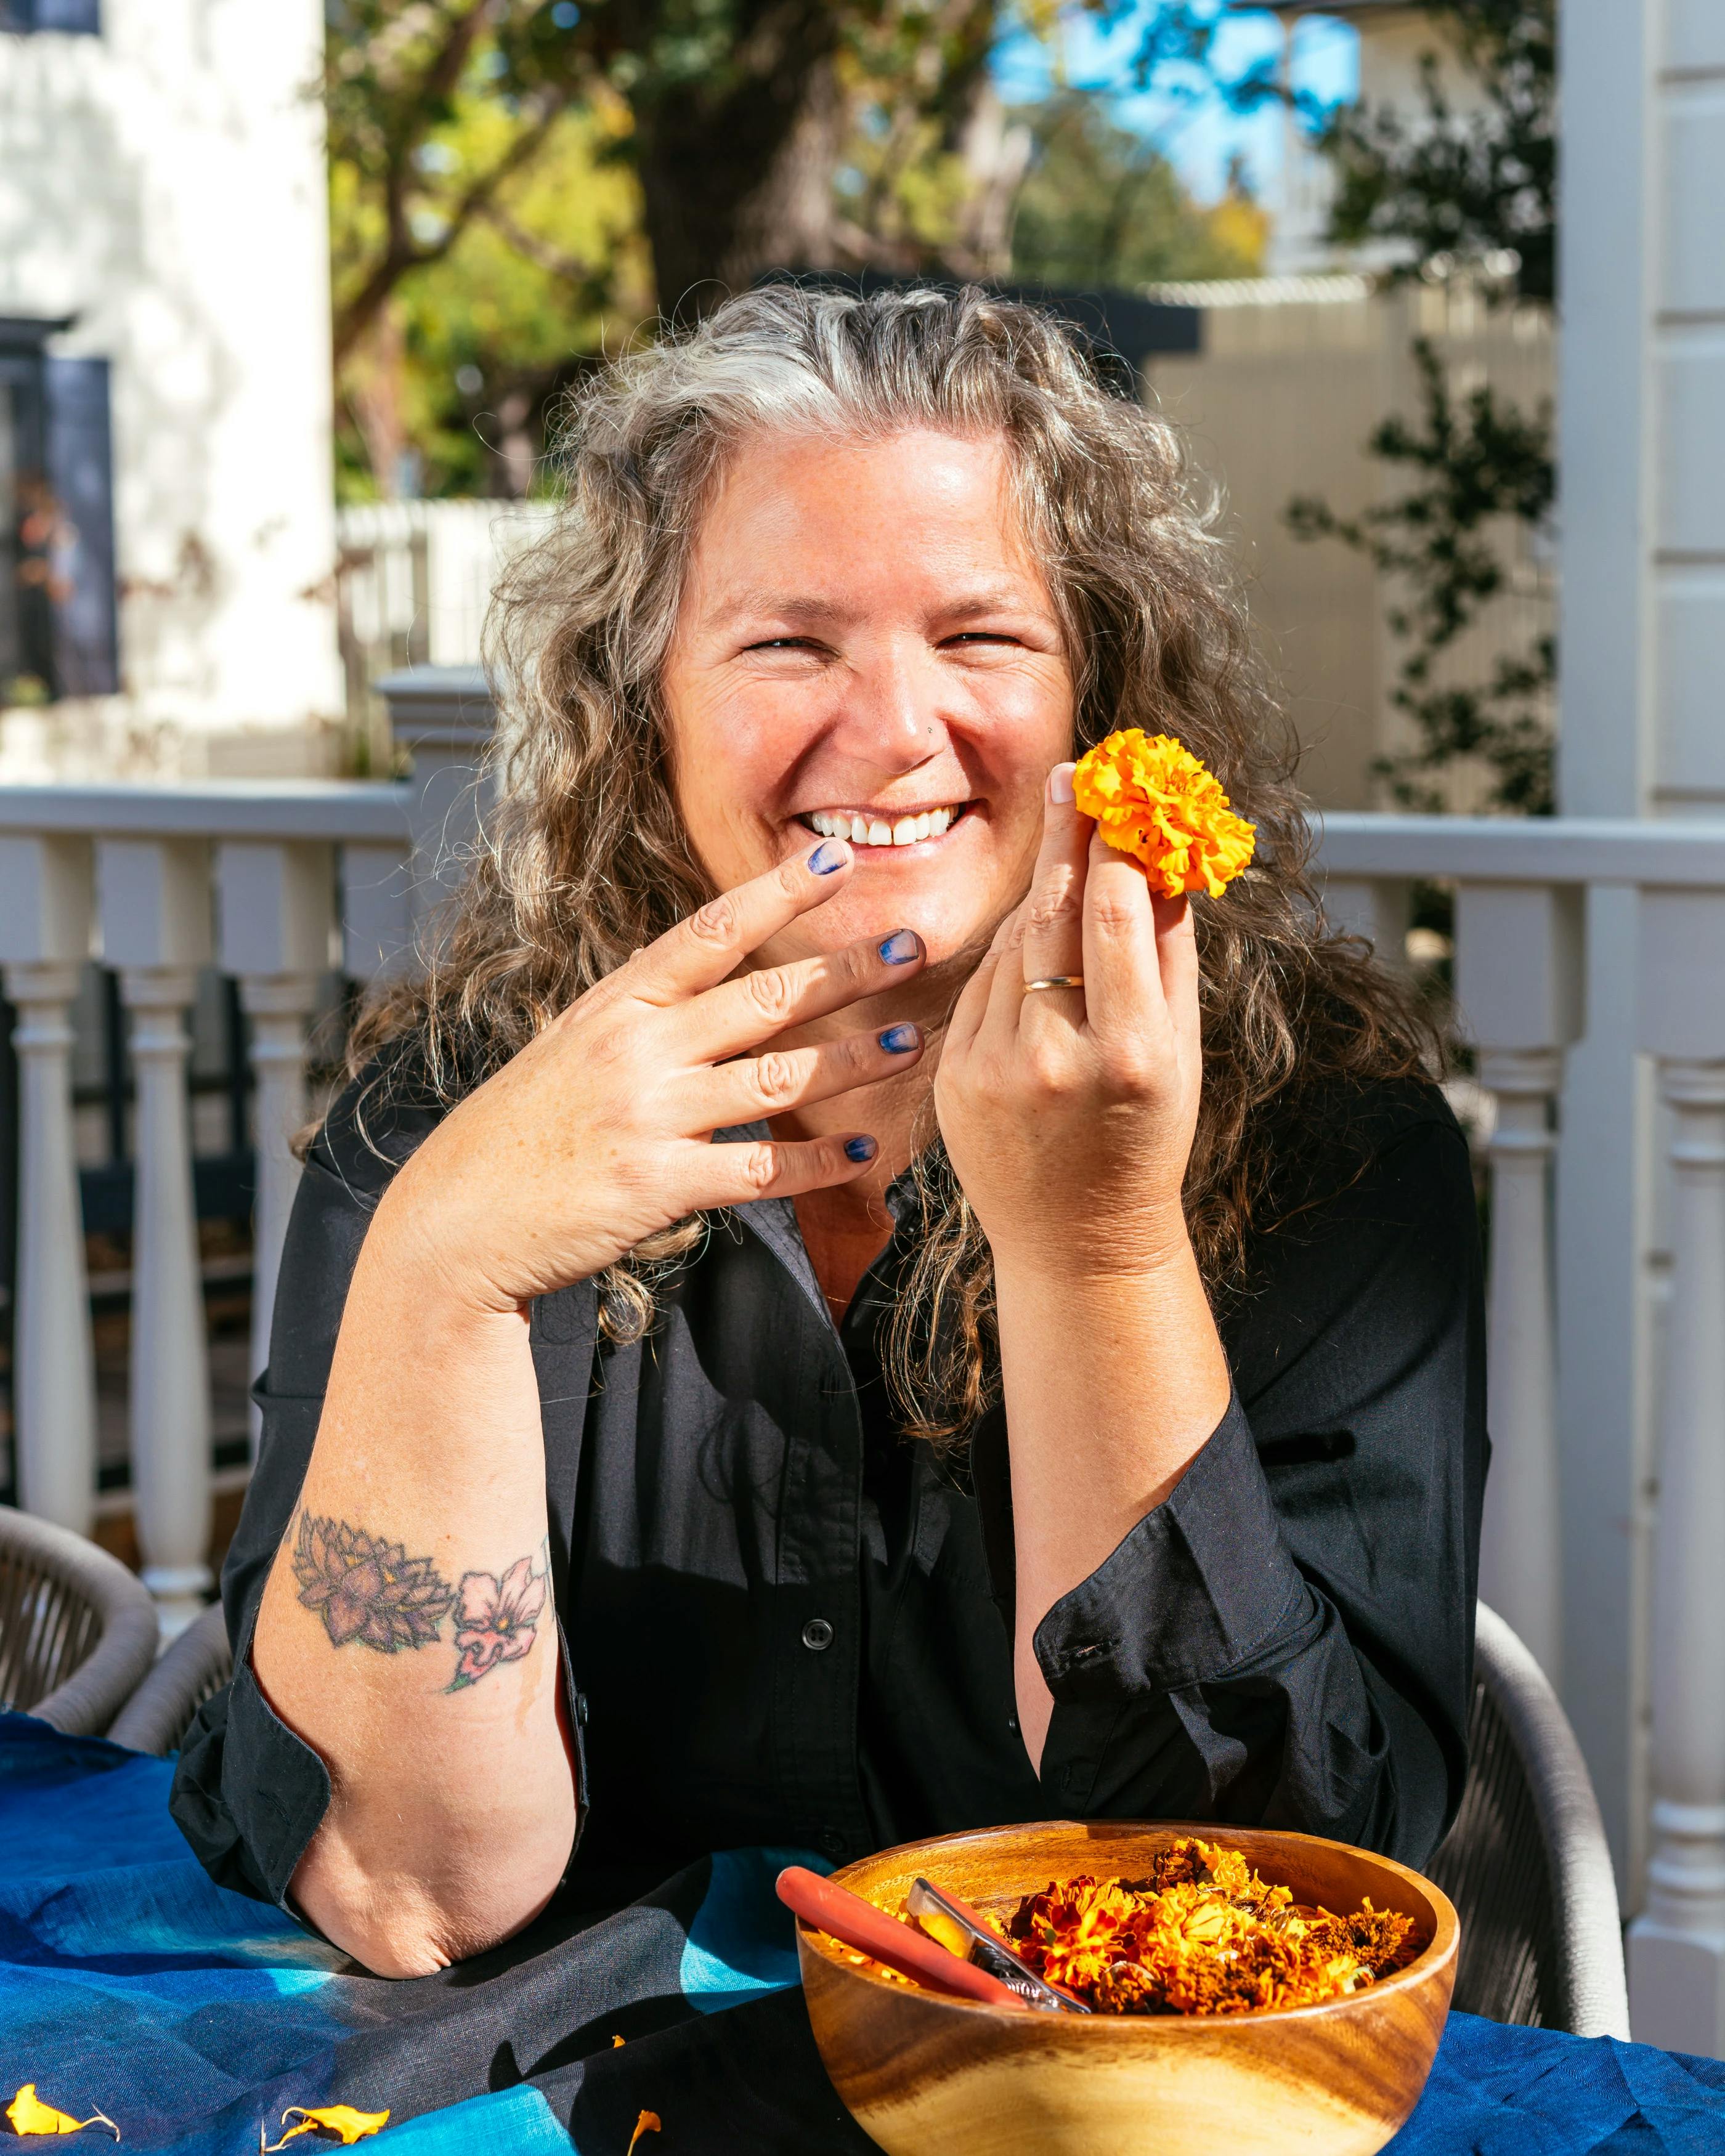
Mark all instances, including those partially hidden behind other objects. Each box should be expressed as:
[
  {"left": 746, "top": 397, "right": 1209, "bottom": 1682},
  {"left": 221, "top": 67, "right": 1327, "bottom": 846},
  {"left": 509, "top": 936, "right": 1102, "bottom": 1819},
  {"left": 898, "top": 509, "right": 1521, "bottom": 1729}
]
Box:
[{"left": 1, "top": 1714, "right": 1722, "bottom": 2154}]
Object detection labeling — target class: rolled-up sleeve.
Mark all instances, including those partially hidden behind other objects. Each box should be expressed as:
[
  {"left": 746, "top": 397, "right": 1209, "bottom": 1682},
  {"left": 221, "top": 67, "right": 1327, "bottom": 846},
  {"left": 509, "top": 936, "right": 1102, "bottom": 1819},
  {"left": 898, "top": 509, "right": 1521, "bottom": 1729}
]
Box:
[
  {"left": 984, "top": 1096, "right": 1488, "bottom": 1871},
  {"left": 169, "top": 1082, "right": 437, "bottom": 1911}
]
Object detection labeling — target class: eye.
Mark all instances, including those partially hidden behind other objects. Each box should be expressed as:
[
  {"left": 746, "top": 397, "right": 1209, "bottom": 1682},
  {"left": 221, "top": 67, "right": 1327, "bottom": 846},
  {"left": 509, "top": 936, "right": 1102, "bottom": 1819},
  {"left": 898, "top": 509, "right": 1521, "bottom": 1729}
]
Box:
[
  {"left": 944, "top": 631, "right": 1021, "bottom": 648},
  {"left": 745, "top": 636, "right": 819, "bottom": 654}
]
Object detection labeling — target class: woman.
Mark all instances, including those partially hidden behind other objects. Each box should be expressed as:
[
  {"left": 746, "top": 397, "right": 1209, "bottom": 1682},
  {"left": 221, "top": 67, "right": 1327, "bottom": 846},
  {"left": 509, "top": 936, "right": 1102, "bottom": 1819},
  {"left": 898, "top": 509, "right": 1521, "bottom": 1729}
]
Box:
[{"left": 173, "top": 286, "right": 1485, "bottom": 1981}]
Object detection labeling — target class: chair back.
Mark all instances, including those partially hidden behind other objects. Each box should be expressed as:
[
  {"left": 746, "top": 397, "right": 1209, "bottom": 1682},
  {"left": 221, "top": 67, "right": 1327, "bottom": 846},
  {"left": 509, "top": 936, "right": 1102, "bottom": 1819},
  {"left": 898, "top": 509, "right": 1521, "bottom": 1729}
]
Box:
[
  {"left": 1429, "top": 1601, "right": 1630, "bottom": 2039},
  {"left": 0, "top": 1506, "right": 158, "bottom": 1735},
  {"left": 107, "top": 1601, "right": 232, "bottom": 1755}
]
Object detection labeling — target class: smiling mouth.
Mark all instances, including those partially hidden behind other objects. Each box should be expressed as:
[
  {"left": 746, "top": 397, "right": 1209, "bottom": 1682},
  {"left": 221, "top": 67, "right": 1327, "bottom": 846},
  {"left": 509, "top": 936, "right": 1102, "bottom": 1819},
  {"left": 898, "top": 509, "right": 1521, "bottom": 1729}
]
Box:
[{"left": 799, "top": 803, "right": 973, "bottom": 848}]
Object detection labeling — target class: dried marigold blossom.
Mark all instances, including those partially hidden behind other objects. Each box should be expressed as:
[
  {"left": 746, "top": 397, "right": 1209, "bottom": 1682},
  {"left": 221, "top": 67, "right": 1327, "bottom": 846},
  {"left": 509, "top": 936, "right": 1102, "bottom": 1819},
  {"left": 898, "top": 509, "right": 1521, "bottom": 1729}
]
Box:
[
  {"left": 5, "top": 2084, "right": 118, "bottom": 2139},
  {"left": 1072, "top": 730, "right": 1257, "bottom": 899},
  {"left": 1000, "top": 1838, "right": 1419, "bottom": 2016},
  {"left": 262, "top": 2105, "right": 391, "bottom": 2150}
]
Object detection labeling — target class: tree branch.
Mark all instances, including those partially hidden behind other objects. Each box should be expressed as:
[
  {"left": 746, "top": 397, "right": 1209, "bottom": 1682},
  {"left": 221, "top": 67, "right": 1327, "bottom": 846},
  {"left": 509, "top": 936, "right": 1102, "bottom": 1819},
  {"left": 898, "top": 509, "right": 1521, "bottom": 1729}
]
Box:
[{"left": 335, "top": 91, "right": 571, "bottom": 362}]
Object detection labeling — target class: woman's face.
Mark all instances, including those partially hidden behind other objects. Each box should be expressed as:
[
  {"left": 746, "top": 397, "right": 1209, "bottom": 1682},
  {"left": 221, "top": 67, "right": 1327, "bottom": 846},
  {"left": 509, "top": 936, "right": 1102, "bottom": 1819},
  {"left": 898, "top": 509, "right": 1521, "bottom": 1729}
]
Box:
[{"left": 660, "top": 426, "right": 1075, "bottom": 973}]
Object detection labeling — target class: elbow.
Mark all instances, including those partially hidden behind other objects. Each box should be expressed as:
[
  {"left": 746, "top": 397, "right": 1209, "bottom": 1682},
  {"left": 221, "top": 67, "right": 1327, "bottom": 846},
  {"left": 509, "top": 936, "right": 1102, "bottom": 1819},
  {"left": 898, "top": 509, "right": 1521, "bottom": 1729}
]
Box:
[{"left": 289, "top": 1830, "right": 565, "bottom": 1979}]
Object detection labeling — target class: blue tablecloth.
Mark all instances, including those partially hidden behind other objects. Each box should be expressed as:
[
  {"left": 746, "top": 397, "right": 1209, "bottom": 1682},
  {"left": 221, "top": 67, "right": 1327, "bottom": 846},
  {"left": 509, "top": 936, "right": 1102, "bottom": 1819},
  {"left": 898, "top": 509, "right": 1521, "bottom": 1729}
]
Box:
[{"left": 1, "top": 1712, "right": 1721, "bottom": 2153}]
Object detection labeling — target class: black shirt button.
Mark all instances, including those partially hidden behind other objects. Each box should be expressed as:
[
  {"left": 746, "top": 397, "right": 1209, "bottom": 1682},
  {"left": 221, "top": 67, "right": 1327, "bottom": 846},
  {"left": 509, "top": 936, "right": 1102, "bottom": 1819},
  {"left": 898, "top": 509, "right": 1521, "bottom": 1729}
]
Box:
[
  {"left": 819, "top": 1829, "right": 847, "bottom": 1858},
  {"left": 802, "top": 1617, "right": 835, "bottom": 1652}
]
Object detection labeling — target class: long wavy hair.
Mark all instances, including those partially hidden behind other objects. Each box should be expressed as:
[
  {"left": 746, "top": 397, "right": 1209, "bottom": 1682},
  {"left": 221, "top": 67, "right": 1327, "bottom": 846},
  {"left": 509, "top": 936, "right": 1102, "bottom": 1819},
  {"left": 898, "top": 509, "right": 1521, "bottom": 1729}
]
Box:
[{"left": 344, "top": 283, "right": 1437, "bottom": 1447}]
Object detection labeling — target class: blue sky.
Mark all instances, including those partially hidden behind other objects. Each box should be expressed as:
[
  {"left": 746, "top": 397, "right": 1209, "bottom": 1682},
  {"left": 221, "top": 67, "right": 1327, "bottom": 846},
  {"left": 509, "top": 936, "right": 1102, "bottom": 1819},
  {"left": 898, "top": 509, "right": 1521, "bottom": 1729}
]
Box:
[{"left": 993, "top": 5, "right": 1361, "bottom": 206}]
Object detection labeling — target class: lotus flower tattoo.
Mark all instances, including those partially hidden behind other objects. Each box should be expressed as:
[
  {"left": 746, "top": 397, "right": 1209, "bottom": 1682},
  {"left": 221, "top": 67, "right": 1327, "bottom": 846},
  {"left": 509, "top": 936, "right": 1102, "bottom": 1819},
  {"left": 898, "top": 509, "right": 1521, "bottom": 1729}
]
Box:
[
  {"left": 449, "top": 1555, "right": 548, "bottom": 1690},
  {"left": 293, "top": 1514, "right": 456, "bottom": 1652}
]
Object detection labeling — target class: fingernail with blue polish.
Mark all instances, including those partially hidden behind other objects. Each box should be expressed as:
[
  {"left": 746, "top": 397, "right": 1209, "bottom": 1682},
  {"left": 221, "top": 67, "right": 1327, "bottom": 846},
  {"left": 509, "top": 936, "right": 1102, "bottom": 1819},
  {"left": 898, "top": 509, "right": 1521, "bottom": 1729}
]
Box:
[
  {"left": 878, "top": 929, "right": 920, "bottom": 965},
  {"left": 879, "top": 1024, "right": 920, "bottom": 1055},
  {"left": 845, "top": 1135, "right": 878, "bottom": 1163},
  {"left": 808, "top": 840, "right": 847, "bottom": 875}
]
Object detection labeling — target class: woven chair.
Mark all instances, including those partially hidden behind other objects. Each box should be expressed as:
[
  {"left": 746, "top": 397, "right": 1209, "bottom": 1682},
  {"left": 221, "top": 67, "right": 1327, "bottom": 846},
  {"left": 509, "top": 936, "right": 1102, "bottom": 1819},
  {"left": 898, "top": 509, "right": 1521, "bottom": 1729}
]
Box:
[
  {"left": 0, "top": 1505, "right": 158, "bottom": 1735},
  {"left": 107, "top": 1601, "right": 231, "bottom": 1754},
  {"left": 1429, "top": 1599, "right": 1630, "bottom": 2039}
]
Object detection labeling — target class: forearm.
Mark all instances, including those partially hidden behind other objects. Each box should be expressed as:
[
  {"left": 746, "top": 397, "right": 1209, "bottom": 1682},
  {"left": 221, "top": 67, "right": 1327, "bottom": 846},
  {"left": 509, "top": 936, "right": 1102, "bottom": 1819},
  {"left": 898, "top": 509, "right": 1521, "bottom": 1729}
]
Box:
[
  {"left": 994, "top": 1240, "right": 1230, "bottom": 1767},
  {"left": 251, "top": 1184, "right": 577, "bottom": 1976}
]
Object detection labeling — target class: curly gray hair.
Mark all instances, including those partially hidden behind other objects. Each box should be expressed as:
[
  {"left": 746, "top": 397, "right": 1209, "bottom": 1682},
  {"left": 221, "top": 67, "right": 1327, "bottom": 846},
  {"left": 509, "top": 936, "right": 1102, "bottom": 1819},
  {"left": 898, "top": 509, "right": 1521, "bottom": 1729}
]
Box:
[{"left": 347, "top": 283, "right": 1434, "bottom": 1445}]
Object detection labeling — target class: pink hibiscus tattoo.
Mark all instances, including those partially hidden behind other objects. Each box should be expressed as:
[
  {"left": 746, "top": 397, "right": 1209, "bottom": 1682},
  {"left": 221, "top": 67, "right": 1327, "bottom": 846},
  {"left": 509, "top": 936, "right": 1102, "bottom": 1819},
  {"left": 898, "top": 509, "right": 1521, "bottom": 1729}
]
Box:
[{"left": 448, "top": 1554, "right": 548, "bottom": 1690}]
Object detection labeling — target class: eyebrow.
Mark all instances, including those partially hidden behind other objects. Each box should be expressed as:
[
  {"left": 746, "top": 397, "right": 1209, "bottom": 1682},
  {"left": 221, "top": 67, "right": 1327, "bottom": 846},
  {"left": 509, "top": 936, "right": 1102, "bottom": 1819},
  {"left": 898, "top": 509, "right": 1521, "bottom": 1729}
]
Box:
[{"left": 710, "top": 579, "right": 1049, "bottom": 627}]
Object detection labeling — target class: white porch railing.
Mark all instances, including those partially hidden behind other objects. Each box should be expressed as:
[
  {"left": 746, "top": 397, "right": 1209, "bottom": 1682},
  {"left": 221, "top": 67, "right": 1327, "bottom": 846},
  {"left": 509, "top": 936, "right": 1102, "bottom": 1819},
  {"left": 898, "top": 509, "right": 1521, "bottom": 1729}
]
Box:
[
  {"left": 2, "top": 693, "right": 1724, "bottom": 2046},
  {"left": 0, "top": 668, "right": 490, "bottom": 1627},
  {"left": 1319, "top": 813, "right": 1725, "bottom": 2053}
]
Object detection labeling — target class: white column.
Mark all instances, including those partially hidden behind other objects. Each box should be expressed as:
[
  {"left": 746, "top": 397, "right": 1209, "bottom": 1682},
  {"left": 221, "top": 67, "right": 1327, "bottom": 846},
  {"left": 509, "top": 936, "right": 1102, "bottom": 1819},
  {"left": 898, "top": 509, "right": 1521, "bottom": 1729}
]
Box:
[
  {"left": 1453, "top": 883, "right": 1584, "bottom": 1680},
  {"left": 100, "top": 841, "right": 213, "bottom": 1634},
  {"left": 0, "top": 838, "right": 98, "bottom": 1536},
  {"left": 339, "top": 841, "right": 412, "bottom": 983},
  {"left": 377, "top": 667, "right": 495, "bottom": 947},
  {"left": 1558, "top": 0, "right": 1725, "bottom": 1903},
  {"left": 1629, "top": 885, "right": 1725, "bottom": 2052},
  {"left": 216, "top": 840, "right": 335, "bottom": 1448}
]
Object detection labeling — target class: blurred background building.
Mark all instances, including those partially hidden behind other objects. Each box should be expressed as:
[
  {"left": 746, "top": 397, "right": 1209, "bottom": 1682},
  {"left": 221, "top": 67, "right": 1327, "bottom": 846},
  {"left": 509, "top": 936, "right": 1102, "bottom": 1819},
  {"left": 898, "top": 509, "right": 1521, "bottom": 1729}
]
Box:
[
  {"left": 0, "top": 0, "right": 342, "bottom": 779},
  {"left": 7, "top": 0, "right": 1548, "bottom": 810}
]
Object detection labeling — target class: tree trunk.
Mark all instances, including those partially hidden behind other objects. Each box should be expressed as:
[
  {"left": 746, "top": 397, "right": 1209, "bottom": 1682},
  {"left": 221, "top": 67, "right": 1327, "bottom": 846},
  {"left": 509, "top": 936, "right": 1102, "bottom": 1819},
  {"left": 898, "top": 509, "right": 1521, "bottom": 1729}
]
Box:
[{"left": 626, "top": 2, "right": 848, "bottom": 319}]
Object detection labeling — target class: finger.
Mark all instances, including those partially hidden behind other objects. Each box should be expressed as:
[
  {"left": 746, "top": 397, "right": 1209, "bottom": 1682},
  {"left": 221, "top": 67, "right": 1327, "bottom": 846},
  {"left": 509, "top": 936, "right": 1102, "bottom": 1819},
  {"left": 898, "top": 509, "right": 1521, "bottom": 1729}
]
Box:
[
  {"left": 1080, "top": 824, "right": 1164, "bottom": 1046},
  {"left": 679, "top": 924, "right": 926, "bottom": 1063},
  {"left": 689, "top": 1021, "right": 924, "bottom": 1130},
  {"left": 1155, "top": 893, "right": 1199, "bottom": 1039},
  {"left": 944, "top": 940, "right": 1007, "bottom": 1055},
  {"left": 683, "top": 1129, "right": 881, "bottom": 1210},
  {"left": 625, "top": 837, "right": 854, "bottom": 1007},
  {"left": 947, "top": 897, "right": 1024, "bottom": 1056},
  {"left": 977, "top": 907, "right": 1030, "bottom": 1058},
  {"left": 1018, "top": 763, "right": 1089, "bottom": 991}
]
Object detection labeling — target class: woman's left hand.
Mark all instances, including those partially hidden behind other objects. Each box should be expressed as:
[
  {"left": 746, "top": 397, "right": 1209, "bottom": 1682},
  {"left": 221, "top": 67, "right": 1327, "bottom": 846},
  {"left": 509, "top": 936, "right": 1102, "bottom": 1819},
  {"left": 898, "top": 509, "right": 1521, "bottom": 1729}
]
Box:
[{"left": 936, "top": 762, "right": 1203, "bottom": 1281}]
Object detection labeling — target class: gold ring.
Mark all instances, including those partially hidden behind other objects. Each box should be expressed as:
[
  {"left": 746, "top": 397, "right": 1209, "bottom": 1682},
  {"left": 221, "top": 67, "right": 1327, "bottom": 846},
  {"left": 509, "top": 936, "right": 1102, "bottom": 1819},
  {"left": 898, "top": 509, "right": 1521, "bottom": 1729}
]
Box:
[{"left": 1023, "top": 975, "right": 1085, "bottom": 993}]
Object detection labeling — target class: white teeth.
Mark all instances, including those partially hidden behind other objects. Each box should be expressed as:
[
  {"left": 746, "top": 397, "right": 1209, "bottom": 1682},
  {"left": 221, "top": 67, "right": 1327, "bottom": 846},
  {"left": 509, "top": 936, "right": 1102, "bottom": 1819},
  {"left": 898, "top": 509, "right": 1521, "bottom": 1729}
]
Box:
[{"left": 805, "top": 804, "right": 964, "bottom": 843}]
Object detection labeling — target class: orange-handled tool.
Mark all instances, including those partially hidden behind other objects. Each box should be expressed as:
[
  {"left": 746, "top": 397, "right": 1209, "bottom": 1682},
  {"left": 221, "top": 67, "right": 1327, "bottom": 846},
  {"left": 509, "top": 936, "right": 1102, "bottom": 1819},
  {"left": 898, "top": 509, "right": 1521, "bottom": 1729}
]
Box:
[{"left": 776, "top": 1865, "right": 1026, "bottom": 2009}]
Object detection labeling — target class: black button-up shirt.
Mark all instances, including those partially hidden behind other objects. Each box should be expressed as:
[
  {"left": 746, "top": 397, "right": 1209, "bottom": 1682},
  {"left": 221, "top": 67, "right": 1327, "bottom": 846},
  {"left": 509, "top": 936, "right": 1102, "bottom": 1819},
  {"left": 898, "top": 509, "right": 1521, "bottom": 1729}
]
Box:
[{"left": 171, "top": 1073, "right": 1487, "bottom": 1922}]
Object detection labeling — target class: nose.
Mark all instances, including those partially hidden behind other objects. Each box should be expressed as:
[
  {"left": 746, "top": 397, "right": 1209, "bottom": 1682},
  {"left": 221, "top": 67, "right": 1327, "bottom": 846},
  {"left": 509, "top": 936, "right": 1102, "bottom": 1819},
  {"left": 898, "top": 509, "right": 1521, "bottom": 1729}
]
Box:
[{"left": 826, "top": 634, "right": 948, "bottom": 777}]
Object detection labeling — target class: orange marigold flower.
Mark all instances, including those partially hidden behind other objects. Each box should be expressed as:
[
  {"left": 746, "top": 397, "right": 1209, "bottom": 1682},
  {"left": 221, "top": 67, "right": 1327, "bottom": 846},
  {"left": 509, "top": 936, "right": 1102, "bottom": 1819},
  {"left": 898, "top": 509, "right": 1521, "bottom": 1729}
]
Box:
[{"left": 1072, "top": 730, "right": 1256, "bottom": 899}]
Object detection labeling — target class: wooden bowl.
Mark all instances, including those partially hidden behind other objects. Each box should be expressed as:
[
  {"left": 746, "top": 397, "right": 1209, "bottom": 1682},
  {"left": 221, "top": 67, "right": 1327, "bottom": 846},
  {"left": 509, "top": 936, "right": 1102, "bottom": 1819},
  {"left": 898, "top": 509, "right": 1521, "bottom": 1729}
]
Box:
[{"left": 797, "top": 1820, "right": 1458, "bottom": 2156}]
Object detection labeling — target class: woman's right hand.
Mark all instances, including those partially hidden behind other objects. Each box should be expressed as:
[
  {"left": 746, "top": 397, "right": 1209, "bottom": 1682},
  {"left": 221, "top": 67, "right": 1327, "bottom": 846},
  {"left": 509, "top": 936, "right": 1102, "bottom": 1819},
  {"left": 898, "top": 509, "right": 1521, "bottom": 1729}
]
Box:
[{"left": 376, "top": 837, "right": 925, "bottom": 1315}]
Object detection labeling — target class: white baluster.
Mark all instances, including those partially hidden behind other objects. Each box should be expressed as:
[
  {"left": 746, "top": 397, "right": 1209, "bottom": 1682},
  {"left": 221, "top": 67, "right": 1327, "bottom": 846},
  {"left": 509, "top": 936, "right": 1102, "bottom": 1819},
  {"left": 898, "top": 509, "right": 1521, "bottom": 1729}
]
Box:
[
  {"left": 238, "top": 978, "right": 318, "bottom": 1446},
  {"left": 216, "top": 840, "right": 334, "bottom": 1450},
  {"left": 1321, "top": 874, "right": 1411, "bottom": 964},
  {"left": 0, "top": 838, "right": 98, "bottom": 1534},
  {"left": 99, "top": 840, "right": 213, "bottom": 1635},
  {"left": 1630, "top": 886, "right": 1725, "bottom": 2053},
  {"left": 1453, "top": 882, "right": 1585, "bottom": 1682},
  {"left": 1474, "top": 1047, "right": 1564, "bottom": 1676},
  {"left": 1631, "top": 1058, "right": 1725, "bottom": 2052}
]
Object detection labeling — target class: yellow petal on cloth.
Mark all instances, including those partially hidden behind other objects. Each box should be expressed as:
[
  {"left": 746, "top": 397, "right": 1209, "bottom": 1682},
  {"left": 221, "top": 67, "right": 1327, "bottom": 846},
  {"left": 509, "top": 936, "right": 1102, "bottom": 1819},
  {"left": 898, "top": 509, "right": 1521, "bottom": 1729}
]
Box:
[
  {"left": 262, "top": 2106, "right": 390, "bottom": 2150},
  {"left": 625, "top": 2111, "right": 662, "bottom": 2155},
  {"left": 4, "top": 2086, "right": 119, "bottom": 2138},
  {"left": 1071, "top": 730, "right": 1257, "bottom": 899}
]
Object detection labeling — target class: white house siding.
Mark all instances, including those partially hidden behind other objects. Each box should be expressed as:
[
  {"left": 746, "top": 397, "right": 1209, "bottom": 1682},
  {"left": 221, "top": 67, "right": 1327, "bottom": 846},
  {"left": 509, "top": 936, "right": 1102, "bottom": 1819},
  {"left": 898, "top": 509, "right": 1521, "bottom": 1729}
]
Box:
[
  {"left": 1142, "top": 275, "right": 1554, "bottom": 812},
  {"left": 0, "top": 1, "right": 342, "bottom": 779}
]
